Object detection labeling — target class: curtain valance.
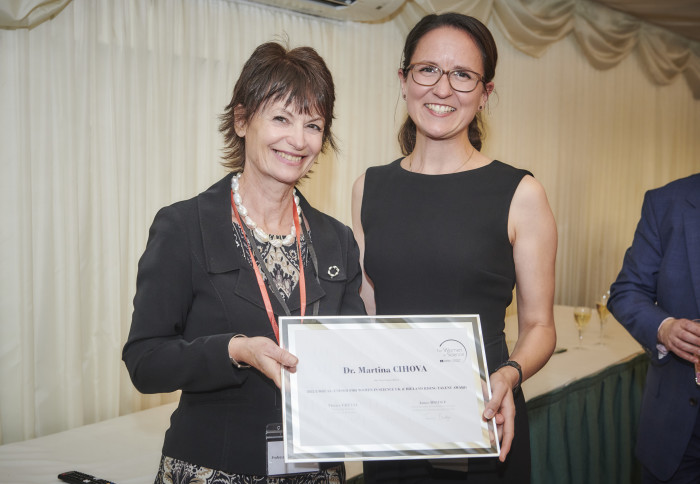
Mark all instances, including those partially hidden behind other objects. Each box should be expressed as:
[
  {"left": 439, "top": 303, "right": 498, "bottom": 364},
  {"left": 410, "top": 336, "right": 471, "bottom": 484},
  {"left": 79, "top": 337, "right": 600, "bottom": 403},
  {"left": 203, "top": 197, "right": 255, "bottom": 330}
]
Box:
[
  {"left": 3, "top": 0, "right": 698, "bottom": 97},
  {"left": 0, "top": 0, "right": 72, "bottom": 29},
  {"left": 395, "top": 0, "right": 700, "bottom": 98}
]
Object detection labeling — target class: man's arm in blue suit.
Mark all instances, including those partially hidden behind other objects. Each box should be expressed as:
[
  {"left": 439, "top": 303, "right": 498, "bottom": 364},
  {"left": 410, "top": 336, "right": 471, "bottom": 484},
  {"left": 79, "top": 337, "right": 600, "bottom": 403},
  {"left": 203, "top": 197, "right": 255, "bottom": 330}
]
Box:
[{"left": 608, "top": 191, "right": 671, "bottom": 359}]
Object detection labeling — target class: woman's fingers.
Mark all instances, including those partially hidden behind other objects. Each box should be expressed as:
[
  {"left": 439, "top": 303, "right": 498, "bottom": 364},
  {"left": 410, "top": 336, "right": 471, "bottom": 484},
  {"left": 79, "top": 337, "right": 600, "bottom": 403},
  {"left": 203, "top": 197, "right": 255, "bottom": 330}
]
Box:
[
  {"left": 482, "top": 370, "right": 517, "bottom": 462},
  {"left": 229, "top": 336, "right": 298, "bottom": 388}
]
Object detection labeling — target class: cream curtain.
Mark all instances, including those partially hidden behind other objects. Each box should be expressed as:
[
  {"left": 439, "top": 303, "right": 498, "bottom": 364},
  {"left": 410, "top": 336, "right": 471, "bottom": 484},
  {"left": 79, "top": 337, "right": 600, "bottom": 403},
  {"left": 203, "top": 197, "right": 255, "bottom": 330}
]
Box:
[
  {"left": 0, "top": 0, "right": 404, "bottom": 445},
  {"left": 3, "top": 0, "right": 700, "bottom": 97},
  {"left": 0, "top": 0, "right": 699, "bottom": 445}
]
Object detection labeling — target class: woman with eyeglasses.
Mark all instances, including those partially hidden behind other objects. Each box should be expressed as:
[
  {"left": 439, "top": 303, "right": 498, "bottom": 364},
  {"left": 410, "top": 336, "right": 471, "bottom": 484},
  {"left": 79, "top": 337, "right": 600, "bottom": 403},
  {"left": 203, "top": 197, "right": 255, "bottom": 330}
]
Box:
[{"left": 351, "top": 13, "right": 557, "bottom": 483}]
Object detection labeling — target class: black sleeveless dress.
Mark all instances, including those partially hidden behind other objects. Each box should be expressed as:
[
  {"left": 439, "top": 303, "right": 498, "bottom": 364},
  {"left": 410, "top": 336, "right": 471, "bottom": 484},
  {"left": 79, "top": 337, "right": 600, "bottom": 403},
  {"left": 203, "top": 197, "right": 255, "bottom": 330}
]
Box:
[{"left": 360, "top": 158, "right": 532, "bottom": 483}]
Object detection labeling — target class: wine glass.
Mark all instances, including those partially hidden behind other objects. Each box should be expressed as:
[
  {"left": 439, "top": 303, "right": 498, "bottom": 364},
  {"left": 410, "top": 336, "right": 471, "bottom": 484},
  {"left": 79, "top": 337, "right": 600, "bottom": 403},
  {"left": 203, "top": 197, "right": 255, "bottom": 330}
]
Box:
[
  {"left": 573, "top": 306, "right": 592, "bottom": 348},
  {"left": 596, "top": 290, "right": 611, "bottom": 344}
]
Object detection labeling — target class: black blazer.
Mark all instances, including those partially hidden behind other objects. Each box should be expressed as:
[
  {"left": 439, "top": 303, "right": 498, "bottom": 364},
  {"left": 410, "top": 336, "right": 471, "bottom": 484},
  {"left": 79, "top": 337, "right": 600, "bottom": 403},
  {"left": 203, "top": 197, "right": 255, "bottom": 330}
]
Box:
[{"left": 123, "top": 173, "right": 366, "bottom": 475}]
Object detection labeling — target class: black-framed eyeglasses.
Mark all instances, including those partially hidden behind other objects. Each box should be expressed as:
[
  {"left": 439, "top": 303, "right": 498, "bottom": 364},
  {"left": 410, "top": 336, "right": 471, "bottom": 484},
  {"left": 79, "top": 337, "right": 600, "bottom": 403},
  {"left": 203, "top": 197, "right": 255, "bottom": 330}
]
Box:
[{"left": 406, "top": 63, "right": 484, "bottom": 93}]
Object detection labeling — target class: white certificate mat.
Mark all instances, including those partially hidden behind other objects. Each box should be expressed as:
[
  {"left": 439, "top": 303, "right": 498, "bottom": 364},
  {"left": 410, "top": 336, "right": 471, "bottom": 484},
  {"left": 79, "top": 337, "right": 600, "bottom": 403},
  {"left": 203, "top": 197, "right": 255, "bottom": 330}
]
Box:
[{"left": 278, "top": 315, "right": 499, "bottom": 462}]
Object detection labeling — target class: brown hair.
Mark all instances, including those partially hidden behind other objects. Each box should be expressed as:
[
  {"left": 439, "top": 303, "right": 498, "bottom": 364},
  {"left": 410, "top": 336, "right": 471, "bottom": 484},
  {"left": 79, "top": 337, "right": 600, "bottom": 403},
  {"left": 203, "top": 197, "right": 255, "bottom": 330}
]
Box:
[
  {"left": 398, "top": 13, "right": 497, "bottom": 155},
  {"left": 219, "top": 42, "right": 337, "bottom": 172}
]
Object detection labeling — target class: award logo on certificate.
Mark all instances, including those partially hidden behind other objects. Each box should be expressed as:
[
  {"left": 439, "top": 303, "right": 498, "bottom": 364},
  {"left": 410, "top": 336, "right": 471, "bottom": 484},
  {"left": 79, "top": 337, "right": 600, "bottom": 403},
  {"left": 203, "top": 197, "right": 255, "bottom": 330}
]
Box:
[{"left": 278, "top": 315, "right": 499, "bottom": 463}]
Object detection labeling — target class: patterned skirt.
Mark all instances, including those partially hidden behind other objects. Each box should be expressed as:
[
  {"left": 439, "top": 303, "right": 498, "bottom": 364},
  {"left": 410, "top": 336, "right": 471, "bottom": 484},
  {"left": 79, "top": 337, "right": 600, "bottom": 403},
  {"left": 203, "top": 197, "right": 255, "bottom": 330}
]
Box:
[{"left": 155, "top": 455, "right": 345, "bottom": 484}]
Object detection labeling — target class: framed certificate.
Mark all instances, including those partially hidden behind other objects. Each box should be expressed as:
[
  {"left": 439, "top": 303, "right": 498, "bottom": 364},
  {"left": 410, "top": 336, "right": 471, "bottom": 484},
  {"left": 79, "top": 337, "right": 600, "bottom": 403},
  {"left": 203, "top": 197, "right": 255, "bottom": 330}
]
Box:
[{"left": 278, "top": 315, "right": 499, "bottom": 462}]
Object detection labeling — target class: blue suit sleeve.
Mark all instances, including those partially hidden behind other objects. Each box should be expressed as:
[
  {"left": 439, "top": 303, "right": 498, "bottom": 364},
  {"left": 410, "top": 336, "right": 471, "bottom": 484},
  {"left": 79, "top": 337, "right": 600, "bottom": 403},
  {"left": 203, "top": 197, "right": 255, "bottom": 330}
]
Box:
[{"left": 608, "top": 191, "right": 671, "bottom": 358}]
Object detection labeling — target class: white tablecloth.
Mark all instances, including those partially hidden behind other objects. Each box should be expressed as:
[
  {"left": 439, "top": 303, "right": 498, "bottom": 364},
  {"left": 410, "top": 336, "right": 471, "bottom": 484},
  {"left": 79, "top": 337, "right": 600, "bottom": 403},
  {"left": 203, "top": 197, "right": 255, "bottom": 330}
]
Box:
[
  {"left": 508, "top": 305, "right": 643, "bottom": 400},
  {"left": 0, "top": 402, "right": 174, "bottom": 483},
  {"left": 0, "top": 305, "right": 643, "bottom": 483}
]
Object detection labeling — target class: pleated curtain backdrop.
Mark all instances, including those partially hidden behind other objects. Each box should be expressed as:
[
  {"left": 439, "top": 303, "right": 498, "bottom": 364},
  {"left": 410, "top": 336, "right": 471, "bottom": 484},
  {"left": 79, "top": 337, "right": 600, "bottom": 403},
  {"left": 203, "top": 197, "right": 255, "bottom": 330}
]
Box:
[{"left": 0, "top": 0, "right": 699, "bottom": 445}]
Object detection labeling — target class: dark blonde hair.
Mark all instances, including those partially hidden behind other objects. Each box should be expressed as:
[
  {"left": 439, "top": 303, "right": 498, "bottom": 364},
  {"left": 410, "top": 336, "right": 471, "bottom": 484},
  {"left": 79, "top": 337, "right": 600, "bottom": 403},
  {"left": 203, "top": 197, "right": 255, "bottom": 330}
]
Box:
[
  {"left": 219, "top": 42, "right": 337, "bottom": 171},
  {"left": 398, "top": 13, "right": 497, "bottom": 155}
]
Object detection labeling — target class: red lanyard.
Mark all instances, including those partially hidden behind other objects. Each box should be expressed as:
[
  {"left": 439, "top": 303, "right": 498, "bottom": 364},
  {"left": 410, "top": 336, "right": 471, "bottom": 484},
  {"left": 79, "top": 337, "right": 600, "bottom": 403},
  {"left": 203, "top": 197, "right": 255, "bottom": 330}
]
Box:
[{"left": 230, "top": 190, "right": 306, "bottom": 342}]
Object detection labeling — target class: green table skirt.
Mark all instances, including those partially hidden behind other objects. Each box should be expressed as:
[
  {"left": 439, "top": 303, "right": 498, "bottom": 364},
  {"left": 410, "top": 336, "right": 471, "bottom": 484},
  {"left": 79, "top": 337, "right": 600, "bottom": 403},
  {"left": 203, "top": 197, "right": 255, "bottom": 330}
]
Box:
[{"left": 526, "top": 353, "right": 648, "bottom": 484}]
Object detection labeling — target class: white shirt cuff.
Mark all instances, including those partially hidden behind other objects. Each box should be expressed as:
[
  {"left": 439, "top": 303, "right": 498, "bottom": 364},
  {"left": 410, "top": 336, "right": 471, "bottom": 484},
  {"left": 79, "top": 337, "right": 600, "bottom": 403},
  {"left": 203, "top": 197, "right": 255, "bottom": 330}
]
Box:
[{"left": 656, "top": 317, "right": 673, "bottom": 359}]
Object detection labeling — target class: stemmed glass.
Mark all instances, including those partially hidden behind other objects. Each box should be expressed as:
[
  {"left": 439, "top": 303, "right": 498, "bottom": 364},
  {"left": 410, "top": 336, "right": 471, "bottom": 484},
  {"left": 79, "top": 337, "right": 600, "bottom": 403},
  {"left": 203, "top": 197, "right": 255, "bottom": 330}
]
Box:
[
  {"left": 596, "top": 290, "right": 611, "bottom": 344},
  {"left": 573, "top": 306, "right": 592, "bottom": 348}
]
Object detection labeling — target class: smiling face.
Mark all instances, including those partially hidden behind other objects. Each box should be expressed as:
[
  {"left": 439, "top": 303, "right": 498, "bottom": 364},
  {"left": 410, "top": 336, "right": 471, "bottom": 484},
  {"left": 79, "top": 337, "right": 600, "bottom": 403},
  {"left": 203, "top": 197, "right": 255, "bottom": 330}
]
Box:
[
  {"left": 235, "top": 99, "right": 325, "bottom": 186},
  {"left": 219, "top": 43, "right": 336, "bottom": 173},
  {"left": 400, "top": 26, "right": 493, "bottom": 145}
]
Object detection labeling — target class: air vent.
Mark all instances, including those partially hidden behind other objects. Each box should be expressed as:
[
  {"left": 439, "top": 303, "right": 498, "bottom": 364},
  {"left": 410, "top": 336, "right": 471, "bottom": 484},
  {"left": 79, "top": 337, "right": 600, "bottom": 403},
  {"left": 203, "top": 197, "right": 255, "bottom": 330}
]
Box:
[
  {"left": 244, "top": 0, "right": 404, "bottom": 22},
  {"left": 307, "top": 0, "right": 356, "bottom": 7}
]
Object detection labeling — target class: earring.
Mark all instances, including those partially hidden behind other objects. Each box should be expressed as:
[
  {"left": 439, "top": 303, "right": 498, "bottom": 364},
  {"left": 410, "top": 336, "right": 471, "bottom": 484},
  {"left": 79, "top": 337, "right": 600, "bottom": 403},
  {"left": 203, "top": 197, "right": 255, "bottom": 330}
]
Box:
[
  {"left": 478, "top": 105, "right": 483, "bottom": 110},
  {"left": 402, "top": 93, "right": 406, "bottom": 100}
]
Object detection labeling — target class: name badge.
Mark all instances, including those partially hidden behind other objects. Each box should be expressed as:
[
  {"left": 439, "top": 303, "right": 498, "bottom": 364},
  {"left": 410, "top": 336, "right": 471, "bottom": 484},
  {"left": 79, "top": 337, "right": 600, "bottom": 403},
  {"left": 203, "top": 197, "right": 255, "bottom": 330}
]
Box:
[{"left": 266, "top": 423, "right": 320, "bottom": 476}]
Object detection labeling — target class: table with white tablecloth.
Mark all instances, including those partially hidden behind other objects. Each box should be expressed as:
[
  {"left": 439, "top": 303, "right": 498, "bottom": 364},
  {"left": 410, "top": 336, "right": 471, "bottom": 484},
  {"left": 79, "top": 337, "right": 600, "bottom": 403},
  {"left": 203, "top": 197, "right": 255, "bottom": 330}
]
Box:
[
  {"left": 0, "top": 305, "right": 645, "bottom": 483},
  {"left": 0, "top": 401, "right": 175, "bottom": 483},
  {"left": 507, "top": 305, "right": 644, "bottom": 400}
]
